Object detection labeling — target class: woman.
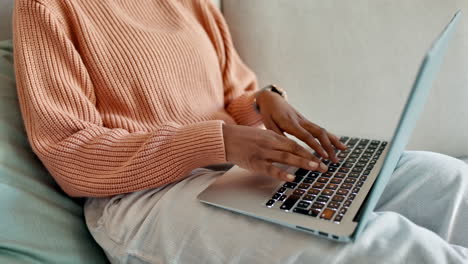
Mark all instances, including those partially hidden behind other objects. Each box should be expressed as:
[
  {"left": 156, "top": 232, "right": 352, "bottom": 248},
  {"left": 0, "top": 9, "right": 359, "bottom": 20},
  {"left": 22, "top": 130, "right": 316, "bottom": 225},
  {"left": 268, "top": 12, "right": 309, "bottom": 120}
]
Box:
[{"left": 13, "top": 0, "right": 468, "bottom": 263}]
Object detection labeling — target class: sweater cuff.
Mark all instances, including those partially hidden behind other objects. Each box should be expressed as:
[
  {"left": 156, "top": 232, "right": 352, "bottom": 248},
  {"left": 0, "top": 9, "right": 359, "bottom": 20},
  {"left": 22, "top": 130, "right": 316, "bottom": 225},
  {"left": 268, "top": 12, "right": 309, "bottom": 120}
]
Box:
[
  {"left": 226, "top": 92, "right": 263, "bottom": 126},
  {"left": 169, "top": 120, "right": 227, "bottom": 170}
]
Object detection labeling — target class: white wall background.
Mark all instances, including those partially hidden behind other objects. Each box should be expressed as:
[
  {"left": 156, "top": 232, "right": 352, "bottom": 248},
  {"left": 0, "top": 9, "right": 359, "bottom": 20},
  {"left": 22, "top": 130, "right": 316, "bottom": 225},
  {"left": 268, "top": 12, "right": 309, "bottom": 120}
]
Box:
[{"left": 223, "top": 0, "right": 468, "bottom": 157}]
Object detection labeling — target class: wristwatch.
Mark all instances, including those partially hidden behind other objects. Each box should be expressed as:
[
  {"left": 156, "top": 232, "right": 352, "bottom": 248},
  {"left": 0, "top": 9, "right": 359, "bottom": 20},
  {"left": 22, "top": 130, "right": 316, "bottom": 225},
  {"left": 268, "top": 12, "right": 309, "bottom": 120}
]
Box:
[{"left": 253, "top": 84, "right": 287, "bottom": 112}]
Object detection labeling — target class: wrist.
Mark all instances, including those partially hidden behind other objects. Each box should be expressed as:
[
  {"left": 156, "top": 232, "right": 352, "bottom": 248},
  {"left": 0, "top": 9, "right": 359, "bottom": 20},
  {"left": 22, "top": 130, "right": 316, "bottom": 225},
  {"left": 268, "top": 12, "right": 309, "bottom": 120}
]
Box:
[{"left": 253, "top": 85, "right": 287, "bottom": 112}]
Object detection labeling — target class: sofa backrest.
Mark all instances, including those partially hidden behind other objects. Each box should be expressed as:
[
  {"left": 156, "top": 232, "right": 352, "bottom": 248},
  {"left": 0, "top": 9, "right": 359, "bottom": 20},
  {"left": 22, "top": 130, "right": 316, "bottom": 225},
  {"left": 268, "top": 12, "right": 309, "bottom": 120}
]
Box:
[{"left": 223, "top": 0, "right": 468, "bottom": 157}]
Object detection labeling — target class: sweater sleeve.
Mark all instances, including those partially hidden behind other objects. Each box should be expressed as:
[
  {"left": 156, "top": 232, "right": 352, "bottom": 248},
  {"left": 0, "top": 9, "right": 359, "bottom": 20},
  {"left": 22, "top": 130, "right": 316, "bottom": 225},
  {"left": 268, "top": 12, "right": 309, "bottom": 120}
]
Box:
[
  {"left": 13, "top": 1, "right": 226, "bottom": 197},
  {"left": 201, "top": 0, "right": 264, "bottom": 127}
]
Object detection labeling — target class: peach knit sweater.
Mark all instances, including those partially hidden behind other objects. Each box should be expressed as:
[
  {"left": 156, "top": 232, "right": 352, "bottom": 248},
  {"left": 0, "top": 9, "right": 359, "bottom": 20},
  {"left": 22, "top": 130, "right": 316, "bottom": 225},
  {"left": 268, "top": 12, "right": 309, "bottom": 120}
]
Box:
[{"left": 13, "top": 0, "right": 262, "bottom": 197}]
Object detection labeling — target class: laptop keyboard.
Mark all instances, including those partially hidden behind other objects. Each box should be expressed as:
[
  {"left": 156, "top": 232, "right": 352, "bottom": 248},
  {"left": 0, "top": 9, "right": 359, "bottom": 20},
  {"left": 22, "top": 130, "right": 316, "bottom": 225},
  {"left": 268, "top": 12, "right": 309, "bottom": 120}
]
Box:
[{"left": 265, "top": 137, "right": 387, "bottom": 224}]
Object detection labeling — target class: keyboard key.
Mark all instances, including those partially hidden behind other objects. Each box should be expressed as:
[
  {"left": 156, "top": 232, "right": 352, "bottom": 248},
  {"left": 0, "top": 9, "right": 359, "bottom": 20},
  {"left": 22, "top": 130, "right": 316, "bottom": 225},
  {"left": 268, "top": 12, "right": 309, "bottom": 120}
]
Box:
[
  {"left": 266, "top": 199, "right": 275, "bottom": 207},
  {"left": 303, "top": 194, "right": 315, "bottom": 201},
  {"left": 327, "top": 167, "right": 337, "bottom": 172},
  {"left": 308, "top": 188, "right": 321, "bottom": 195},
  {"left": 295, "top": 168, "right": 309, "bottom": 177},
  {"left": 357, "top": 181, "right": 365, "bottom": 187},
  {"left": 360, "top": 176, "right": 368, "bottom": 181},
  {"left": 331, "top": 178, "right": 342, "bottom": 184},
  {"left": 359, "top": 158, "right": 370, "bottom": 162},
  {"left": 272, "top": 193, "right": 281, "bottom": 200},
  {"left": 338, "top": 153, "right": 348, "bottom": 158},
  {"left": 356, "top": 162, "right": 367, "bottom": 167},
  {"left": 317, "top": 177, "right": 329, "bottom": 183},
  {"left": 339, "top": 168, "right": 350, "bottom": 173},
  {"left": 316, "top": 196, "right": 329, "bottom": 203},
  {"left": 303, "top": 178, "right": 315, "bottom": 184},
  {"left": 342, "top": 163, "right": 353, "bottom": 168},
  {"left": 337, "top": 189, "right": 349, "bottom": 196},
  {"left": 328, "top": 201, "right": 341, "bottom": 209},
  {"left": 297, "top": 201, "right": 311, "bottom": 208},
  {"left": 313, "top": 183, "right": 326, "bottom": 189},
  {"left": 348, "top": 194, "right": 356, "bottom": 200},
  {"left": 334, "top": 173, "right": 346, "bottom": 178},
  {"left": 371, "top": 140, "right": 380, "bottom": 145},
  {"left": 343, "top": 200, "right": 352, "bottom": 207},
  {"left": 309, "top": 172, "right": 320, "bottom": 177},
  {"left": 352, "top": 187, "right": 360, "bottom": 194},
  {"left": 339, "top": 136, "right": 349, "bottom": 143},
  {"left": 352, "top": 167, "right": 363, "bottom": 173},
  {"left": 293, "top": 176, "right": 303, "bottom": 184},
  {"left": 334, "top": 214, "right": 343, "bottom": 223},
  {"left": 322, "top": 172, "right": 334, "bottom": 177},
  {"left": 298, "top": 183, "right": 311, "bottom": 189},
  {"left": 332, "top": 195, "right": 345, "bottom": 202},
  {"left": 326, "top": 183, "right": 339, "bottom": 190},
  {"left": 293, "top": 189, "right": 305, "bottom": 196},
  {"left": 347, "top": 158, "right": 357, "bottom": 163},
  {"left": 339, "top": 208, "right": 348, "bottom": 215},
  {"left": 280, "top": 195, "right": 300, "bottom": 210},
  {"left": 329, "top": 163, "right": 340, "bottom": 168},
  {"left": 279, "top": 194, "right": 287, "bottom": 201},
  {"left": 341, "top": 183, "right": 353, "bottom": 189},
  {"left": 348, "top": 173, "right": 359, "bottom": 178},
  {"left": 345, "top": 178, "right": 356, "bottom": 184},
  {"left": 293, "top": 207, "right": 310, "bottom": 215},
  {"left": 320, "top": 208, "right": 336, "bottom": 220},
  {"left": 312, "top": 202, "right": 325, "bottom": 209},
  {"left": 366, "top": 164, "right": 374, "bottom": 170},
  {"left": 322, "top": 189, "right": 334, "bottom": 196},
  {"left": 382, "top": 141, "right": 388, "bottom": 146},
  {"left": 363, "top": 170, "right": 372, "bottom": 176},
  {"left": 352, "top": 149, "right": 362, "bottom": 154},
  {"left": 310, "top": 208, "right": 321, "bottom": 217},
  {"left": 350, "top": 153, "right": 360, "bottom": 158},
  {"left": 283, "top": 182, "right": 297, "bottom": 189},
  {"left": 277, "top": 187, "right": 287, "bottom": 193}
]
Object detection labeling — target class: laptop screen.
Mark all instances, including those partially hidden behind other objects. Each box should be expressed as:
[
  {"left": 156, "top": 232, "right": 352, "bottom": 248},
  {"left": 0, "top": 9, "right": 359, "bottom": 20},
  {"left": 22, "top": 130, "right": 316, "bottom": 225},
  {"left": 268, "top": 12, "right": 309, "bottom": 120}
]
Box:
[{"left": 352, "top": 11, "right": 461, "bottom": 239}]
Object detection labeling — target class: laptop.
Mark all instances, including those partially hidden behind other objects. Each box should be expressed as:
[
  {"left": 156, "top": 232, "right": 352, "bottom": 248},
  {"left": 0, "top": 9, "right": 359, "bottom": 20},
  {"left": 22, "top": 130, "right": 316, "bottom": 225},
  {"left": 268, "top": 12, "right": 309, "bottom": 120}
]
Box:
[{"left": 198, "top": 11, "right": 461, "bottom": 242}]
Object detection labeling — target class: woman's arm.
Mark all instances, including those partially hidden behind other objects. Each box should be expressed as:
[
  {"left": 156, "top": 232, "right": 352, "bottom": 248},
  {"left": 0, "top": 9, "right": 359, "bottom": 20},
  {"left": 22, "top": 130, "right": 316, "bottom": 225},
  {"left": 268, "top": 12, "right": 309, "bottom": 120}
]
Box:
[
  {"left": 13, "top": 0, "right": 226, "bottom": 197},
  {"left": 200, "top": 0, "right": 263, "bottom": 127}
]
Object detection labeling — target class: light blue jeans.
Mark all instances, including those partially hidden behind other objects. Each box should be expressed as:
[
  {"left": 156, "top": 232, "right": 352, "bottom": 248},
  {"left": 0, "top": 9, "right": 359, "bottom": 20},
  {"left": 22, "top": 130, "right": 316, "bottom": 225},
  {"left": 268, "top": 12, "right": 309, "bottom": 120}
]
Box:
[{"left": 84, "top": 151, "right": 468, "bottom": 263}]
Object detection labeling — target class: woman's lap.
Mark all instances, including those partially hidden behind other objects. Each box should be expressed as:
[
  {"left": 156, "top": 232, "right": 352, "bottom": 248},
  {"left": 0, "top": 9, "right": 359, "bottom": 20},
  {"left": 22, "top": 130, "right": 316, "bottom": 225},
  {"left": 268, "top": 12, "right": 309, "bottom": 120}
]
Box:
[{"left": 84, "top": 151, "right": 468, "bottom": 263}]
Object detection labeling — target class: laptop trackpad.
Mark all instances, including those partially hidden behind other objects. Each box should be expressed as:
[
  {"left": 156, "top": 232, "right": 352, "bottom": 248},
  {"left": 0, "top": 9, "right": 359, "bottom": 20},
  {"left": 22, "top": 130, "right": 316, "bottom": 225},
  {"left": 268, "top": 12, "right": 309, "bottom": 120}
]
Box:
[{"left": 198, "top": 166, "right": 281, "bottom": 207}]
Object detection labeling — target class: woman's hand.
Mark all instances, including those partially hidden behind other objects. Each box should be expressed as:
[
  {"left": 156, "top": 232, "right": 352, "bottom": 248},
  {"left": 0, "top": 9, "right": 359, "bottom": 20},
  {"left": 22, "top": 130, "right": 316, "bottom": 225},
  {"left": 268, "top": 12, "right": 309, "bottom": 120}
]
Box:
[
  {"left": 223, "top": 124, "right": 328, "bottom": 182},
  {"left": 256, "top": 90, "right": 347, "bottom": 163}
]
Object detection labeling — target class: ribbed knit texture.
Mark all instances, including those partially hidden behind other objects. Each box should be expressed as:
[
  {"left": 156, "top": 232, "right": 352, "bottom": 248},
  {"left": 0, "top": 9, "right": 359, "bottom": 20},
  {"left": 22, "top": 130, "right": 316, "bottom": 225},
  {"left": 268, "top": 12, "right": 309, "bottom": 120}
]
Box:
[{"left": 13, "top": 0, "right": 262, "bottom": 197}]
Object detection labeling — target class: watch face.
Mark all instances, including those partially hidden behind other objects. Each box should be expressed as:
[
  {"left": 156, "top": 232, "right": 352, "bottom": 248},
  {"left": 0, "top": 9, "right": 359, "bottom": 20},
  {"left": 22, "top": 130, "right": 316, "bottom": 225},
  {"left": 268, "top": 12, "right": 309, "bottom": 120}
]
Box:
[{"left": 271, "top": 85, "right": 287, "bottom": 99}]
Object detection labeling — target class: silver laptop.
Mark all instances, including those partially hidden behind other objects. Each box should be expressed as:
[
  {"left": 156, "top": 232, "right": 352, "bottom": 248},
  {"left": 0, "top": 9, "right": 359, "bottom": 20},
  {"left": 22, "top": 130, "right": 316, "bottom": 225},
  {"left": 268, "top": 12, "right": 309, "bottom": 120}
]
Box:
[{"left": 198, "top": 11, "right": 461, "bottom": 243}]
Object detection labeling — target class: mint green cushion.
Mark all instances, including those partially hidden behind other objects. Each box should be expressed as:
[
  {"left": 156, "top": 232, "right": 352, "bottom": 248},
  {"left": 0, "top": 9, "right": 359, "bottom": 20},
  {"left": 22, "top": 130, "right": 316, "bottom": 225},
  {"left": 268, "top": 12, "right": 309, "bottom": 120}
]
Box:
[{"left": 0, "top": 40, "right": 108, "bottom": 263}]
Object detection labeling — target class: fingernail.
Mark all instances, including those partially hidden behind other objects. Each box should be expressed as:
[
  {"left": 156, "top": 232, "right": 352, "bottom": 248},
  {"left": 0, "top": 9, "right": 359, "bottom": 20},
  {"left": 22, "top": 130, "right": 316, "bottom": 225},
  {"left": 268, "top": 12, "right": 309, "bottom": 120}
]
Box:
[
  {"left": 320, "top": 163, "right": 328, "bottom": 171},
  {"left": 287, "top": 174, "right": 295, "bottom": 181},
  {"left": 322, "top": 152, "right": 329, "bottom": 158},
  {"left": 308, "top": 161, "right": 318, "bottom": 169}
]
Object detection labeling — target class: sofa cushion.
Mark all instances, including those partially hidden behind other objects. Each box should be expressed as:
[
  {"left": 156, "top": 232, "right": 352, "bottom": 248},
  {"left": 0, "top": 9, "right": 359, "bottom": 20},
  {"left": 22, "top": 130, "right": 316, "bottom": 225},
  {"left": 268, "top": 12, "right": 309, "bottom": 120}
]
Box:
[{"left": 0, "top": 40, "right": 108, "bottom": 263}]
